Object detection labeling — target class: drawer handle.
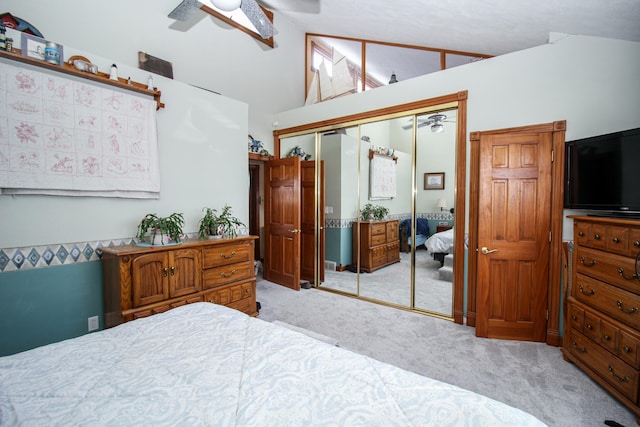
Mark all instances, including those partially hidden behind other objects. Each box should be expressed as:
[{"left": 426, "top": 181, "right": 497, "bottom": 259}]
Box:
[
  {"left": 579, "top": 257, "right": 596, "bottom": 267},
  {"left": 170, "top": 266, "right": 175, "bottom": 276},
  {"left": 616, "top": 300, "right": 639, "bottom": 314},
  {"left": 612, "top": 237, "right": 620, "bottom": 244},
  {"left": 571, "top": 340, "right": 588, "bottom": 353},
  {"left": 220, "top": 251, "right": 237, "bottom": 259},
  {"left": 221, "top": 269, "right": 237, "bottom": 278},
  {"left": 163, "top": 267, "right": 169, "bottom": 277},
  {"left": 624, "top": 345, "right": 631, "bottom": 353},
  {"left": 608, "top": 365, "right": 630, "bottom": 383},
  {"left": 604, "top": 335, "right": 611, "bottom": 341},
  {"left": 578, "top": 231, "right": 585, "bottom": 237},
  {"left": 578, "top": 285, "right": 595, "bottom": 296},
  {"left": 635, "top": 241, "right": 640, "bottom": 247},
  {"left": 586, "top": 324, "right": 593, "bottom": 330},
  {"left": 594, "top": 234, "right": 601, "bottom": 240},
  {"left": 618, "top": 267, "right": 639, "bottom": 281},
  {"left": 571, "top": 315, "right": 578, "bottom": 321}
]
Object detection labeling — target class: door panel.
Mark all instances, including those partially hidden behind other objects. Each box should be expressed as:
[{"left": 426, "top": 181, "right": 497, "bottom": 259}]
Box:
[
  {"left": 301, "top": 160, "right": 325, "bottom": 283},
  {"left": 476, "top": 132, "right": 552, "bottom": 341},
  {"left": 264, "top": 157, "right": 301, "bottom": 290}
]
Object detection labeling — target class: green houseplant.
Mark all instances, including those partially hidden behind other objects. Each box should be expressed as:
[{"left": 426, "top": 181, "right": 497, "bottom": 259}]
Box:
[
  {"left": 198, "top": 204, "right": 245, "bottom": 240},
  {"left": 136, "top": 212, "right": 184, "bottom": 246},
  {"left": 360, "top": 203, "right": 390, "bottom": 221}
]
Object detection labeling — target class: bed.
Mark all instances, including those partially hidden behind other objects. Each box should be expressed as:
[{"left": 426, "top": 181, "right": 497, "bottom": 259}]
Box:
[
  {"left": 424, "top": 227, "right": 456, "bottom": 265},
  {"left": 0, "top": 303, "right": 545, "bottom": 426}
]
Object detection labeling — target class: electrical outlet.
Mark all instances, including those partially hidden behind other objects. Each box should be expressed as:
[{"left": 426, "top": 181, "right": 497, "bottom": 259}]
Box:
[{"left": 88, "top": 316, "right": 99, "bottom": 332}]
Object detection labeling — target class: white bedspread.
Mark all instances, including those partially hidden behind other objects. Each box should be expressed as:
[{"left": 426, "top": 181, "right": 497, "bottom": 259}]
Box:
[
  {"left": 425, "top": 228, "right": 456, "bottom": 253},
  {"left": 0, "top": 303, "right": 545, "bottom": 426}
]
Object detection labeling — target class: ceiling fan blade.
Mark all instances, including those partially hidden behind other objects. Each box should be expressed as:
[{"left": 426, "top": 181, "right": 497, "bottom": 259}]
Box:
[
  {"left": 240, "top": 0, "right": 274, "bottom": 38},
  {"left": 259, "top": 0, "right": 320, "bottom": 13},
  {"left": 168, "top": 0, "right": 202, "bottom": 20}
]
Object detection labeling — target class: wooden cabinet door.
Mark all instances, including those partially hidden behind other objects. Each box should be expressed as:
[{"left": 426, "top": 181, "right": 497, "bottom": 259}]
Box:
[
  {"left": 169, "top": 248, "right": 202, "bottom": 298},
  {"left": 131, "top": 252, "right": 169, "bottom": 307}
]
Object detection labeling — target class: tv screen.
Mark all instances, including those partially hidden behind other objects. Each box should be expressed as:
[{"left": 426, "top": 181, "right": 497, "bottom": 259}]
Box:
[{"left": 564, "top": 127, "right": 640, "bottom": 216}]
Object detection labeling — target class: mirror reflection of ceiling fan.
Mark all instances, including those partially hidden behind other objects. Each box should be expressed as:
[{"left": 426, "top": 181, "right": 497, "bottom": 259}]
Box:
[
  {"left": 168, "top": 0, "right": 319, "bottom": 39},
  {"left": 402, "top": 113, "right": 456, "bottom": 133}
]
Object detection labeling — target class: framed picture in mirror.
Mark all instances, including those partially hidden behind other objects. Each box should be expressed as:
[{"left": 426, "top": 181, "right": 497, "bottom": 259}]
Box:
[{"left": 424, "top": 172, "right": 444, "bottom": 190}]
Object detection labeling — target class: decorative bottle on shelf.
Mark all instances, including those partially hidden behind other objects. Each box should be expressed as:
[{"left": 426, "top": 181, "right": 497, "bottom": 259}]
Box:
[
  {"left": 0, "top": 24, "right": 6, "bottom": 51},
  {"left": 147, "top": 75, "right": 153, "bottom": 91},
  {"left": 109, "top": 64, "right": 118, "bottom": 81}
]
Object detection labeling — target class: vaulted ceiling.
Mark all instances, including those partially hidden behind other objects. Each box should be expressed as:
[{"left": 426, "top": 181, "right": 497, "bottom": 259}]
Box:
[{"left": 264, "top": 0, "right": 640, "bottom": 56}]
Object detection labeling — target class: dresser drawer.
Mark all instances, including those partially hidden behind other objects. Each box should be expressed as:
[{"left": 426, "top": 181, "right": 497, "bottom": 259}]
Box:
[
  {"left": 575, "top": 246, "right": 640, "bottom": 295},
  {"left": 202, "top": 242, "right": 251, "bottom": 268},
  {"left": 370, "top": 223, "right": 386, "bottom": 236},
  {"left": 203, "top": 281, "right": 253, "bottom": 305},
  {"left": 568, "top": 330, "right": 639, "bottom": 402},
  {"left": 575, "top": 274, "right": 640, "bottom": 330},
  {"left": 371, "top": 233, "right": 386, "bottom": 246},
  {"left": 568, "top": 302, "right": 585, "bottom": 332},
  {"left": 583, "top": 310, "right": 601, "bottom": 342},
  {"left": 203, "top": 260, "right": 253, "bottom": 289}
]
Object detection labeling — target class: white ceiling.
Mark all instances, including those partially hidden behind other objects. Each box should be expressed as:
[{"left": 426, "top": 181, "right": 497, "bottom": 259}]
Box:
[{"left": 262, "top": 0, "right": 640, "bottom": 56}]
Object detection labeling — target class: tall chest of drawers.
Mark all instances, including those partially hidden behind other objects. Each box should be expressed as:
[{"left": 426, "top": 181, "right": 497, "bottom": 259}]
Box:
[
  {"left": 353, "top": 220, "right": 400, "bottom": 273},
  {"left": 563, "top": 216, "right": 640, "bottom": 419},
  {"left": 101, "top": 236, "right": 258, "bottom": 328}
]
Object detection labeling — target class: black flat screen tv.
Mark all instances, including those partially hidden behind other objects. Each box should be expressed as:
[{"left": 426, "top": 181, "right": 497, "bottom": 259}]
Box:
[{"left": 564, "top": 127, "right": 640, "bottom": 217}]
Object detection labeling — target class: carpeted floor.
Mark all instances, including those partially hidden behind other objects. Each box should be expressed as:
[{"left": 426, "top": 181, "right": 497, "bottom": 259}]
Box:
[
  {"left": 321, "top": 250, "right": 453, "bottom": 316},
  {"left": 256, "top": 278, "right": 637, "bottom": 427}
]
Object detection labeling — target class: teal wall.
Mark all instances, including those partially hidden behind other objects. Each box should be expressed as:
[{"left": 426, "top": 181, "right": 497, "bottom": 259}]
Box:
[
  {"left": 325, "top": 227, "right": 354, "bottom": 268},
  {"left": 0, "top": 262, "right": 103, "bottom": 356}
]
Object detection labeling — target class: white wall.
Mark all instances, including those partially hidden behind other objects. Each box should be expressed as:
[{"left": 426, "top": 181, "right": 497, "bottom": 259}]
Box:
[
  {"left": 273, "top": 34, "right": 640, "bottom": 238},
  {"left": 1, "top": 40, "right": 248, "bottom": 248},
  {"left": 2, "top": 0, "right": 305, "bottom": 153},
  {"left": 1, "top": 0, "right": 307, "bottom": 248}
]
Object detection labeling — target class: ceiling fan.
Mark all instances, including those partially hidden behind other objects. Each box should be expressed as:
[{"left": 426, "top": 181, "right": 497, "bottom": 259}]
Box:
[
  {"left": 168, "top": 0, "right": 319, "bottom": 39},
  {"left": 402, "top": 113, "right": 456, "bottom": 133}
]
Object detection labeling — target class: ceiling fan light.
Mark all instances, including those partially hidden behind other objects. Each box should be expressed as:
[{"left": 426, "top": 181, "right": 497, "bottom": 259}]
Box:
[
  {"left": 209, "top": 0, "right": 241, "bottom": 11},
  {"left": 431, "top": 123, "right": 444, "bottom": 133}
]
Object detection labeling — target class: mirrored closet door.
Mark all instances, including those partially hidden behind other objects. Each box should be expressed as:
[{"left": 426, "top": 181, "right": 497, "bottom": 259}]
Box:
[{"left": 273, "top": 93, "right": 466, "bottom": 321}]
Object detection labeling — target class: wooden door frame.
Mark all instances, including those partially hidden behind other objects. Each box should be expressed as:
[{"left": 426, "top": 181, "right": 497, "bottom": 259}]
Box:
[
  {"left": 273, "top": 91, "right": 468, "bottom": 324},
  {"left": 468, "top": 121, "right": 566, "bottom": 346},
  {"left": 248, "top": 161, "right": 261, "bottom": 261}
]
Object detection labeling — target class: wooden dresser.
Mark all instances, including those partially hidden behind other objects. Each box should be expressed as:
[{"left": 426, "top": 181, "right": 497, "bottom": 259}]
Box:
[
  {"left": 101, "top": 236, "right": 258, "bottom": 328},
  {"left": 563, "top": 216, "right": 640, "bottom": 420},
  {"left": 353, "top": 220, "right": 400, "bottom": 273}
]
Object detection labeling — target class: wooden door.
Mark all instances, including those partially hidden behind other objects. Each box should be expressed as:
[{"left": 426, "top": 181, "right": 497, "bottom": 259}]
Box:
[
  {"left": 300, "top": 160, "right": 325, "bottom": 283},
  {"left": 248, "top": 163, "right": 261, "bottom": 260},
  {"left": 475, "top": 130, "right": 552, "bottom": 341},
  {"left": 264, "top": 157, "right": 301, "bottom": 290}
]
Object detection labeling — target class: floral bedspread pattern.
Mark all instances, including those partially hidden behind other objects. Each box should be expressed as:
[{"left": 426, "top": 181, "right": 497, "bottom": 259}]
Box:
[{"left": 0, "top": 303, "right": 545, "bottom": 426}]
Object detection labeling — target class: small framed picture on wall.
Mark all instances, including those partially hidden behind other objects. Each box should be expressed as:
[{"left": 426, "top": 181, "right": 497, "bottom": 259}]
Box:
[{"left": 424, "top": 172, "right": 445, "bottom": 190}]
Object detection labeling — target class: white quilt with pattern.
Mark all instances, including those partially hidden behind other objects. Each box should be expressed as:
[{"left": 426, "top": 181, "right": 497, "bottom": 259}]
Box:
[{"left": 0, "top": 303, "right": 545, "bottom": 426}]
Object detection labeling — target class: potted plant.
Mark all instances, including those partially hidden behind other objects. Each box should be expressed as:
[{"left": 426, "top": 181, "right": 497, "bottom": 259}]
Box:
[
  {"left": 198, "top": 204, "right": 245, "bottom": 240},
  {"left": 136, "top": 212, "right": 184, "bottom": 246},
  {"left": 360, "top": 203, "right": 390, "bottom": 221}
]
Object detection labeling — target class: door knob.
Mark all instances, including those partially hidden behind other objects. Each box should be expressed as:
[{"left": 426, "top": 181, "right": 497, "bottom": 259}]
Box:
[{"left": 481, "top": 247, "right": 498, "bottom": 254}]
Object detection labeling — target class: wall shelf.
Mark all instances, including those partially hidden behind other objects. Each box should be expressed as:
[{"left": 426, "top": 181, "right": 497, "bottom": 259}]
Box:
[{"left": 0, "top": 49, "right": 164, "bottom": 110}]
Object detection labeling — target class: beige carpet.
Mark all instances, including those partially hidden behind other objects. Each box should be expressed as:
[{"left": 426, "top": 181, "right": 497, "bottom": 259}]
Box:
[
  {"left": 256, "top": 278, "right": 636, "bottom": 427},
  {"left": 321, "top": 250, "right": 453, "bottom": 316}
]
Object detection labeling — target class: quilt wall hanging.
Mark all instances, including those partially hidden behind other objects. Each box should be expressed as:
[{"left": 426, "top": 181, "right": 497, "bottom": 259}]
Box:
[
  {"left": 369, "top": 151, "right": 397, "bottom": 200},
  {"left": 0, "top": 60, "right": 160, "bottom": 198}
]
